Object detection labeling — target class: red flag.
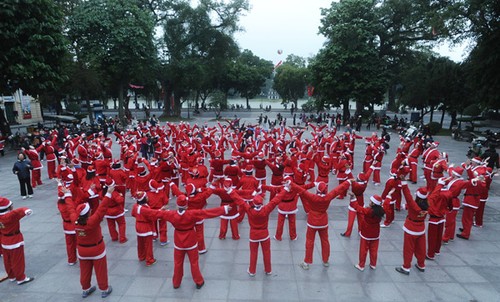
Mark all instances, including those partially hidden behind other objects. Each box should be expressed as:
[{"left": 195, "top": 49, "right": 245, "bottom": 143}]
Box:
[
  {"left": 307, "top": 85, "right": 315, "bottom": 97},
  {"left": 129, "top": 83, "right": 144, "bottom": 89}
]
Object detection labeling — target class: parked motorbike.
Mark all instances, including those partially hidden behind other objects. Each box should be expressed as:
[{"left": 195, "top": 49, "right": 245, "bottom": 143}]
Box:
[{"left": 467, "top": 142, "right": 482, "bottom": 158}]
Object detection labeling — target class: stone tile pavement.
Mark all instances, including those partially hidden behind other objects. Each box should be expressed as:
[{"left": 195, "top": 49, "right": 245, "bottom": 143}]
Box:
[{"left": 1, "top": 118, "right": 499, "bottom": 301}]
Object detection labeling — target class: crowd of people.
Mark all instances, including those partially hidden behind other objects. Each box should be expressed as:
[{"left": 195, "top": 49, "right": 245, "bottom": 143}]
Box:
[{"left": 0, "top": 116, "right": 497, "bottom": 298}]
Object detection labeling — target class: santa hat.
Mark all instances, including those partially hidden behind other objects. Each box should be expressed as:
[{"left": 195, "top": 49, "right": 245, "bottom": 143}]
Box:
[
  {"left": 161, "top": 152, "right": 169, "bottom": 160},
  {"left": 189, "top": 167, "right": 199, "bottom": 176},
  {"left": 149, "top": 157, "right": 159, "bottom": 165},
  {"left": 111, "top": 159, "right": 121, "bottom": 168},
  {"left": 95, "top": 152, "right": 103, "bottom": 159},
  {"left": 71, "top": 158, "right": 80, "bottom": 165},
  {"left": 253, "top": 195, "right": 264, "bottom": 206},
  {"left": 64, "top": 173, "right": 74, "bottom": 184},
  {"left": 197, "top": 157, "right": 204, "bottom": 164},
  {"left": 244, "top": 165, "right": 254, "bottom": 173},
  {"left": 0, "top": 197, "right": 13, "bottom": 210},
  {"left": 398, "top": 166, "right": 411, "bottom": 177},
  {"left": 389, "top": 169, "right": 397, "bottom": 177},
  {"left": 136, "top": 166, "right": 146, "bottom": 175},
  {"left": 136, "top": 191, "right": 147, "bottom": 203},
  {"left": 321, "top": 156, "right": 329, "bottom": 163},
  {"left": 370, "top": 195, "right": 382, "bottom": 206},
  {"left": 87, "top": 165, "right": 95, "bottom": 173},
  {"left": 449, "top": 167, "right": 464, "bottom": 178},
  {"left": 185, "top": 183, "right": 196, "bottom": 196},
  {"left": 176, "top": 195, "right": 188, "bottom": 207},
  {"left": 282, "top": 176, "right": 293, "bottom": 185},
  {"left": 472, "top": 157, "right": 482, "bottom": 164},
  {"left": 315, "top": 181, "right": 327, "bottom": 194},
  {"left": 58, "top": 190, "right": 65, "bottom": 199},
  {"left": 298, "top": 163, "right": 307, "bottom": 172},
  {"left": 257, "top": 152, "right": 264, "bottom": 159},
  {"left": 105, "top": 178, "right": 115, "bottom": 187},
  {"left": 149, "top": 179, "right": 161, "bottom": 192},
  {"left": 416, "top": 187, "right": 428, "bottom": 199},
  {"left": 214, "top": 150, "right": 222, "bottom": 158},
  {"left": 223, "top": 178, "right": 233, "bottom": 189},
  {"left": 77, "top": 203, "right": 90, "bottom": 216}
]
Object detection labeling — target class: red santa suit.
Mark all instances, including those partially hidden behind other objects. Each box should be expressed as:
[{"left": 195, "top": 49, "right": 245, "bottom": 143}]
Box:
[
  {"left": 428, "top": 158, "right": 447, "bottom": 192},
  {"left": 139, "top": 199, "right": 229, "bottom": 289},
  {"left": 371, "top": 147, "right": 384, "bottom": 185},
  {"left": 0, "top": 198, "right": 33, "bottom": 284},
  {"left": 74, "top": 195, "right": 112, "bottom": 293},
  {"left": 264, "top": 178, "right": 299, "bottom": 241},
  {"left": 24, "top": 147, "right": 43, "bottom": 188},
  {"left": 251, "top": 155, "right": 267, "bottom": 184},
  {"left": 296, "top": 181, "right": 350, "bottom": 266},
  {"left": 108, "top": 162, "right": 128, "bottom": 195},
  {"left": 352, "top": 195, "right": 386, "bottom": 269},
  {"left": 426, "top": 180, "right": 451, "bottom": 259},
  {"left": 398, "top": 183, "right": 428, "bottom": 274},
  {"left": 41, "top": 137, "right": 57, "bottom": 179},
  {"left": 104, "top": 182, "right": 127, "bottom": 244},
  {"left": 422, "top": 145, "right": 440, "bottom": 187},
  {"left": 442, "top": 169, "right": 466, "bottom": 243},
  {"left": 363, "top": 142, "right": 374, "bottom": 173},
  {"left": 57, "top": 189, "right": 77, "bottom": 265},
  {"left": 342, "top": 168, "right": 373, "bottom": 237},
  {"left": 147, "top": 180, "right": 169, "bottom": 245},
  {"left": 230, "top": 190, "right": 285, "bottom": 275},
  {"left": 131, "top": 194, "right": 157, "bottom": 266},
  {"left": 474, "top": 167, "right": 492, "bottom": 227},
  {"left": 407, "top": 147, "right": 421, "bottom": 183},
  {"left": 458, "top": 178, "right": 485, "bottom": 239},
  {"left": 380, "top": 176, "right": 402, "bottom": 227}
]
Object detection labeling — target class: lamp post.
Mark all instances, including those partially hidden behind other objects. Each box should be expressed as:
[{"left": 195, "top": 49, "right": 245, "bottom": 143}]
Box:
[{"left": 187, "top": 99, "right": 190, "bottom": 119}]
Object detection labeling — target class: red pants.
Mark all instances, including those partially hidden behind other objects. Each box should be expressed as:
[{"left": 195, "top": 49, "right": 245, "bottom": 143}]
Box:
[
  {"left": 173, "top": 248, "right": 203, "bottom": 287},
  {"left": 395, "top": 195, "right": 402, "bottom": 211},
  {"left": 443, "top": 210, "right": 458, "bottom": 241},
  {"left": 460, "top": 206, "right": 476, "bottom": 239},
  {"left": 373, "top": 168, "right": 381, "bottom": 184},
  {"left": 382, "top": 203, "right": 394, "bottom": 226},
  {"left": 195, "top": 222, "right": 206, "bottom": 252},
  {"left": 275, "top": 213, "right": 297, "bottom": 240},
  {"left": 402, "top": 232, "right": 426, "bottom": 270},
  {"left": 47, "top": 160, "right": 56, "bottom": 179},
  {"left": 153, "top": 219, "right": 168, "bottom": 243},
  {"left": 137, "top": 235, "right": 155, "bottom": 265},
  {"left": 31, "top": 169, "right": 42, "bottom": 188},
  {"left": 474, "top": 201, "right": 486, "bottom": 227},
  {"left": 304, "top": 227, "right": 329, "bottom": 264},
  {"left": 219, "top": 218, "right": 240, "bottom": 240},
  {"left": 65, "top": 233, "right": 77, "bottom": 264},
  {"left": 409, "top": 158, "right": 418, "bottom": 183},
  {"left": 249, "top": 238, "right": 271, "bottom": 274},
  {"left": 427, "top": 222, "right": 444, "bottom": 258},
  {"left": 363, "top": 160, "right": 372, "bottom": 174},
  {"left": 358, "top": 238, "right": 379, "bottom": 268},
  {"left": 2, "top": 246, "right": 26, "bottom": 281},
  {"left": 423, "top": 169, "right": 432, "bottom": 186},
  {"left": 107, "top": 216, "right": 127, "bottom": 243},
  {"left": 236, "top": 206, "right": 246, "bottom": 224},
  {"left": 343, "top": 210, "right": 360, "bottom": 237},
  {"left": 79, "top": 256, "right": 108, "bottom": 291}
]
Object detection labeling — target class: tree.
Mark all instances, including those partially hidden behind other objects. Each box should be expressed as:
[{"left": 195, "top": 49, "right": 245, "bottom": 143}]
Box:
[
  {"left": 273, "top": 56, "right": 309, "bottom": 109},
  {"left": 0, "top": 0, "right": 67, "bottom": 96},
  {"left": 311, "top": 0, "right": 387, "bottom": 118},
  {"left": 159, "top": 0, "right": 249, "bottom": 117},
  {"left": 67, "top": 0, "right": 157, "bottom": 125},
  {"left": 229, "top": 50, "right": 273, "bottom": 109}
]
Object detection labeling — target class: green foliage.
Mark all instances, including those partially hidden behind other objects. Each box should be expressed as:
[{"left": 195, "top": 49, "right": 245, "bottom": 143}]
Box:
[
  {"left": 273, "top": 59, "right": 309, "bottom": 106},
  {"left": 209, "top": 90, "right": 228, "bottom": 110},
  {"left": 66, "top": 102, "right": 81, "bottom": 114},
  {"left": 0, "top": 0, "right": 68, "bottom": 95},
  {"left": 462, "top": 104, "right": 481, "bottom": 117},
  {"left": 426, "top": 122, "right": 442, "bottom": 135}
]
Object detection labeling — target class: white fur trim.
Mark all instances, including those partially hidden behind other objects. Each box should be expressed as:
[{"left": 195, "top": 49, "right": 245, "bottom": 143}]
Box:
[
  {"left": 77, "top": 249, "right": 106, "bottom": 260},
  {"left": 416, "top": 191, "right": 427, "bottom": 199},
  {"left": 370, "top": 196, "right": 382, "bottom": 206},
  {"left": 80, "top": 203, "right": 90, "bottom": 216}
]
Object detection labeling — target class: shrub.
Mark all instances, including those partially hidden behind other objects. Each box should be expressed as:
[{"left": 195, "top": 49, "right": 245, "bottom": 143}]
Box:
[{"left": 426, "top": 121, "right": 442, "bottom": 135}]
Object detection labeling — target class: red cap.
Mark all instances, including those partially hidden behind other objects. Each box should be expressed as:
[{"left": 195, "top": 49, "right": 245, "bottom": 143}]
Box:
[
  {"left": 253, "top": 195, "right": 264, "bottom": 206},
  {"left": 77, "top": 203, "right": 90, "bottom": 216},
  {"left": 370, "top": 195, "right": 382, "bottom": 206},
  {"left": 357, "top": 172, "right": 367, "bottom": 182},
  {"left": 136, "top": 191, "right": 147, "bottom": 203},
  {"left": 0, "top": 197, "right": 13, "bottom": 210},
  {"left": 176, "top": 195, "right": 188, "bottom": 207},
  {"left": 449, "top": 167, "right": 464, "bottom": 177},
  {"left": 136, "top": 166, "right": 146, "bottom": 174},
  {"left": 105, "top": 178, "right": 115, "bottom": 187},
  {"left": 214, "top": 150, "right": 222, "bottom": 158},
  {"left": 186, "top": 183, "right": 196, "bottom": 196},
  {"left": 87, "top": 165, "right": 95, "bottom": 173},
  {"left": 71, "top": 158, "right": 80, "bottom": 165},
  {"left": 223, "top": 178, "right": 233, "bottom": 189},
  {"left": 316, "top": 182, "right": 327, "bottom": 194},
  {"left": 416, "top": 187, "right": 428, "bottom": 199}
]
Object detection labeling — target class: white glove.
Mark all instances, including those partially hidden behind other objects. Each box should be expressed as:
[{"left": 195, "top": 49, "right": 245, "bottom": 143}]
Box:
[
  {"left": 25, "top": 209, "right": 33, "bottom": 216},
  {"left": 438, "top": 177, "right": 446, "bottom": 185}
]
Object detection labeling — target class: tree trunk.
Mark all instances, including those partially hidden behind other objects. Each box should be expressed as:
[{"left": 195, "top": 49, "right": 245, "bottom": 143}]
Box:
[
  {"left": 113, "top": 98, "right": 117, "bottom": 110},
  {"left": 387, "top": 84, "right": 397, "bottom": 112},
  {"left": 85, "top": 98, "right": 94, "bottom": 125},
  {"left": 294, "top": 99, "right": 298, "bottom": 111},
  {"left": 118, "top": 83, "right": 126, "bottom": 126},
  {"left": 440, "top": 108, "right": 446, "bottom": 128},
  {"left": 173, "top": 94, "right": 182, "bottom": 117},
  {"left": 429, "top": 105, "right": 434, "bottom": 122},
  {"left": 342, "top": 99, "right": 349, "bottom": 125},
  {"left": 246, "top": 97, "right": 249, "bottom": 109}
]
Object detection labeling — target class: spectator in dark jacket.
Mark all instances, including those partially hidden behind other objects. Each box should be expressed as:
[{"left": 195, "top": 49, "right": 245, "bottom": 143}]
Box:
[{"left": 12, "top": 153, "right": 33, "bottom": 199}]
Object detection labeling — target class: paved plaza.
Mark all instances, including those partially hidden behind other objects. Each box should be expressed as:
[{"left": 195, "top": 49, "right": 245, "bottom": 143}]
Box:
[{"left": 1, "top": 113, "right": 500, "bottom": 302}]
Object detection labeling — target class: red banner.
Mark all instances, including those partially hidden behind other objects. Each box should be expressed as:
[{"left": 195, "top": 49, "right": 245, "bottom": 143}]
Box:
[{"left": 129, "top": 83, "right": 144, "bottom": 89}]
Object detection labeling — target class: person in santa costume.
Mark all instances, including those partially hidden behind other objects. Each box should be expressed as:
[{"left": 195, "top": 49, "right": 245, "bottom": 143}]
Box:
[
  {"left": 229, "top": 187, "right": 287, "bottom": 276},
  {"left": 147, "top": 180, "right": 169, "bottom": 245},
  {"left": 442, "top": 167, "right": 466, "bottom": 244},
  {"left": 0, "top": 197, "right": 34, "bottom": 285},
  {"left": 74, "top": 190, "right": 113, "bottom": 298},
  {"left": 295, "top": 180, "right": 351, "bottom": 269},
  {"left": 131, "top": 191, "right": 157, "bottom": 266},
  {"left": 57, "top": 185, "right": 78, "bottom": 266},
  {"left": 457, "top": 172, "right": 486, "bottom": 240},
  {"left": 474, "top": 167, "right": 493, "bottom": 228},
  {"left": 422, "top": 142, "right": 440, "bottom": 188},
  {"left": 350, "top": 192, "right": 386, "bottom": 271},
  {"left": 425, "top": 178, "right": 451, "bottom": 260},
  {"left": 380, "top": 170, "right": 403, "bottom": 227},
  {"left": 395, "top": 182, "right": 429, "bottom": 276},
  {"left": 341, "top": 168, "right": 373, "bottom": 237},
  {"left": 22, "top": 146, "right": 43, "bottom": 188},
  {"left": 39, "top": 135, "right": 58, "bottom": 179},
  {"left": 138, "top": 194, "right": 231, "bottom": 289},
  {"left": 103, "top": 178, "right": 127, "bottom": 244}
]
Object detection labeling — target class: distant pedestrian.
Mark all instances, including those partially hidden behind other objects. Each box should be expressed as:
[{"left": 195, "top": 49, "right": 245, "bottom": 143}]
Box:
[{"left": 12, "top": 153, "right": 33, "bottom": 199}]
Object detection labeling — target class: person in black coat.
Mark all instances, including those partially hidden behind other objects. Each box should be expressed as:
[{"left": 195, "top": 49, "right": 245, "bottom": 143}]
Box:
[{"left": 12, "top": 153, "right": 33, "bottom": 199}]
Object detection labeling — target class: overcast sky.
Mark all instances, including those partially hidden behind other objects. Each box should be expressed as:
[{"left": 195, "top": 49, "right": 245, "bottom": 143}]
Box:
[{"left": 233, "top": 0, "right": 469, "bottom": 64}]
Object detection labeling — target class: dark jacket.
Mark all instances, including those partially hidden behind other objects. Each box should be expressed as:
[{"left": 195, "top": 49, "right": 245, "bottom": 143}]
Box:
[{"left": 13, "top": 159, "right": 32, "bottom": 179}]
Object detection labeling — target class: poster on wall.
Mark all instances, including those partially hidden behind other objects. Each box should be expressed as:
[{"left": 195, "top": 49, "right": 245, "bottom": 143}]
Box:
[{"left": 22, "top": 96, "right": 32, "bottom": 119}]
